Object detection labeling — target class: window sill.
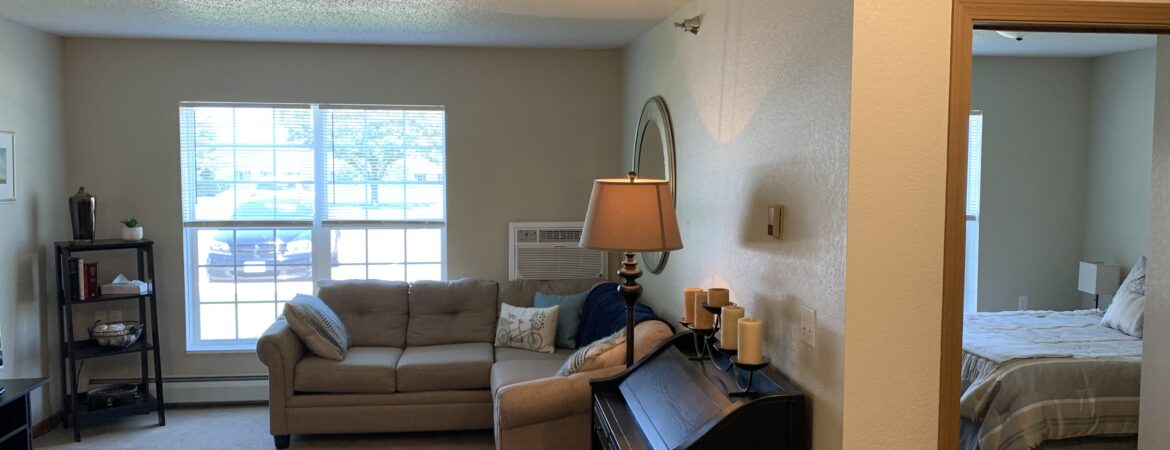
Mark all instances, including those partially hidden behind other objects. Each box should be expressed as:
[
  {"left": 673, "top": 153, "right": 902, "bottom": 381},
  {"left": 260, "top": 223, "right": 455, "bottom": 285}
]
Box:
[{"left": 186, "top": 343, "right": 258, "bottom": 354}]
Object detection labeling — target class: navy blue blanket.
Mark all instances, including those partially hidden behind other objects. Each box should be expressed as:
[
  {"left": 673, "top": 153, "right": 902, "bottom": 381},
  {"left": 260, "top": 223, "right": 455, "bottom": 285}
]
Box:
[{"left": 575, "top": 282, "right": 671, "bottom": 348}]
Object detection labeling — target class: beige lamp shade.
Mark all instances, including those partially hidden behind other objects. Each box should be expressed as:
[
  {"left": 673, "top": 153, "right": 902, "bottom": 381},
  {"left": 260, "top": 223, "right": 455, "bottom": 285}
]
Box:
[
  {"left": 579, "top": 177, "right": 683, "bottom": 252},
  {"left": 1078, "top": 261, "right": 1121, "bottom": 295}
]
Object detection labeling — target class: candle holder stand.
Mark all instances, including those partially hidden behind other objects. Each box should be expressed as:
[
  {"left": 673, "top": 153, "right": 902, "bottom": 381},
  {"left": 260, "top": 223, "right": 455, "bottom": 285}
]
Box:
[{"left": 730, "top": 356, "right": 772, "bottom": 397}]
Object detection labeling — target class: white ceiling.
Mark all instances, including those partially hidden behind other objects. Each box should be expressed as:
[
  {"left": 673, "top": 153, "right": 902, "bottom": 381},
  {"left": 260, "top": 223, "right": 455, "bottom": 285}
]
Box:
[
  {"left": 973, "top": 30, "right": 1157, "bottom": 57},
  {"left": 0, "top": 0, "right": 686, "bottom": 48}
]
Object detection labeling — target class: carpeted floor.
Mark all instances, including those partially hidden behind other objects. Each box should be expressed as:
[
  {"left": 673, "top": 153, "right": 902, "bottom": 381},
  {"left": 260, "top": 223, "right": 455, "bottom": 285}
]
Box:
[{"left": 34, "top": 405, "right": 494, "bottom": 449}]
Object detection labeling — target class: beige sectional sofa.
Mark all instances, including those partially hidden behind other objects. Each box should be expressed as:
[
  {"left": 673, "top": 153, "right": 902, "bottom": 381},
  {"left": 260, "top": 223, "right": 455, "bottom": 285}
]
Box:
[{"left": 256, "top": 277, "right": 674, "bottom": 449}]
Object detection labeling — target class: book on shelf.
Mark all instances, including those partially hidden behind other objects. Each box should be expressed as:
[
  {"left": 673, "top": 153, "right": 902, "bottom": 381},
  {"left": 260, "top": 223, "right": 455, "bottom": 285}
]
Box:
[
  {"left": 67, "top": 257, "right": 82, "bottom": 302},
  {"left": 85, "top": 262, "right": 100, "bottom": 298}
]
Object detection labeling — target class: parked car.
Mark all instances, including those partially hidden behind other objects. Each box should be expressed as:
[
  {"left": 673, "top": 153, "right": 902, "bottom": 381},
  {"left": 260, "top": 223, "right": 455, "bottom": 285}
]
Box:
[{"left": 205, "top": 200, "right": 337, "bottom": 281}]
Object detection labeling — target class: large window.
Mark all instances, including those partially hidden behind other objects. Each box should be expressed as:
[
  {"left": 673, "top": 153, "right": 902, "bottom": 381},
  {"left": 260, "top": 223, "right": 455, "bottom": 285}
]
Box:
[
  {"left": 964, "top": 111, "right": 983, "bottom": 313},
  {"left": 180, "top": 103, "right": 446, "bottom": 350}
]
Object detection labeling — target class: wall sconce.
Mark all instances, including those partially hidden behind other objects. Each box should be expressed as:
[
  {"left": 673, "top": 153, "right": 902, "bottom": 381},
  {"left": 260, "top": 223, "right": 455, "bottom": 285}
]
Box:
[{"left": 674, "top": 15, "right": 701, "bottom": 35}]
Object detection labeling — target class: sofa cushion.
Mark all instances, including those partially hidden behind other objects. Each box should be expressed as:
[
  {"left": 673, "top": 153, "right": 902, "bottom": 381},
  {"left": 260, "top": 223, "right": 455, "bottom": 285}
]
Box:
[
  {"left": 494, "top": 347, "right": 574, "bottom": 363},
  {"left": 295, "top": 346, "right": 402, "bottom": 394},
  {"left": 534, "top": 291, "right": 589, "bottom": 348},
  {"left": 407, "top": 279, "right": 499, "bottom": 346},
  {"left": 396, "top": 342, "right": 494, "bottom": 393},
  {"left": 317, "top": 279, "right": 409, "bottom": 348},
  {"left": 494, "top": 303, "right": 559, "bottom": 353},
  {"left": 498, "top": 278, "right": 603, "bottom": 308},
  {"left": 491, "top": 360, "right": 566, "bottom": 394},
  {"left": 284, "top": 294, "right": 350, "bottom": 361}
]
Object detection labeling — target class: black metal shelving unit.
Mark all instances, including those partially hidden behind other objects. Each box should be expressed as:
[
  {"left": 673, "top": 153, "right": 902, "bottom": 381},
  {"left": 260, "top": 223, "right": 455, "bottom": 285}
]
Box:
[{"left": 55, "top": 239, "right": 166, "bottom": 442}]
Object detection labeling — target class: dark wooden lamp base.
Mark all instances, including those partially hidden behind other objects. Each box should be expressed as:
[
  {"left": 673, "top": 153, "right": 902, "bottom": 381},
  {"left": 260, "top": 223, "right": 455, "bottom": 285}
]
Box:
[{"left": 617, "top": 252, "right": 643, "bottom": 368}]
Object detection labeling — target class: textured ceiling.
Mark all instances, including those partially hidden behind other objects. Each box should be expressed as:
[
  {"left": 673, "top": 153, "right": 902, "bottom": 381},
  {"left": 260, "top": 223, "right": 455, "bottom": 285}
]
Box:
[
  {"left": 0, "top": 0, "right": 686, "bottom": 48},
  {"left": 973, "top": 30, "right": 1156, "bottom": 57}
]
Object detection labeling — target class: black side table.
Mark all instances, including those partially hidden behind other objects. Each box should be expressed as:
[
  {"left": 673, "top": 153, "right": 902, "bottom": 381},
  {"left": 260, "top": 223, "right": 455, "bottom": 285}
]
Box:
[{"left": 0, "top": 378, "right": 49, "bottom": 450}]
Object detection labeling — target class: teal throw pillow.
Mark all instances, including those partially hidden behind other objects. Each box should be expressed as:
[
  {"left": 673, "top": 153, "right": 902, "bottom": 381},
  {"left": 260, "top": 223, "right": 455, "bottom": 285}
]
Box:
[{"left": 534, "top": 291, "right": 588, "bottom": 348}]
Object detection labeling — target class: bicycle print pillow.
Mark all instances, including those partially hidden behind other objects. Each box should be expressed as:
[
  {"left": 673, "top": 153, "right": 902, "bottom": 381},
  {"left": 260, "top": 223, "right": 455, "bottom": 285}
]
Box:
[{"left": 494, "top": 303, "right": 559, "bottom": 353}]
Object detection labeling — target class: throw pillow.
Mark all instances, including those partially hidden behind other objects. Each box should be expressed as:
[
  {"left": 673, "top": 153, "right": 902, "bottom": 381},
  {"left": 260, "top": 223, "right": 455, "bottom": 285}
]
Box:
[
  {"left": 494, "top": 303, "right": 559, "bottom": 353},
  {"left": 283, "top": 294, "right": 350, "bottom": 361},
  {"left": 1101, "top": 290, "right": 1146, "bottom": 338},
  {"left": 1118, "top": 256, "right": 1147, "bottom": 296},
  {"left": 557, "top": 328, "right": 626, "bottom": 376},
  {"left": 534, "top": 291, "right": 588, "bottom": 348}
]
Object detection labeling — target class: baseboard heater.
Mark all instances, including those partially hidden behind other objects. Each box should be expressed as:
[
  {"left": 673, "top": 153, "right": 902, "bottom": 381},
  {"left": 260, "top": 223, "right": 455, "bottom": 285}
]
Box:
[{"left": 86, "top": 375, "right": 269, "bottom": 404}]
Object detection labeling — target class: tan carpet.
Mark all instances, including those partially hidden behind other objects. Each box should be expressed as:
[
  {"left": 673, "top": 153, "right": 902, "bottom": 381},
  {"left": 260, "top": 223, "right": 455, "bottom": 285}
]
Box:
[{"left": 34, "top": 405, "right": 494, "bottom": 449}]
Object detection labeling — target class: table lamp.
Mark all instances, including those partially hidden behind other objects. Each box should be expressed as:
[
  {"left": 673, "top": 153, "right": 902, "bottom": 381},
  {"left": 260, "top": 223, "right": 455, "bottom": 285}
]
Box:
[
  {"left": 1078, "top": 261, "right": 1121, "bottom": 310},
  {"left": 580, "top": 172, "right": 683, "bottom": 367}
]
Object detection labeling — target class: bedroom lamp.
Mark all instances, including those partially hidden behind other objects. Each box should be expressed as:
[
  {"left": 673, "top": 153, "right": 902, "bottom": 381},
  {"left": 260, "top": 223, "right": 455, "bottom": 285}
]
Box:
[
  {"left": 1078, "top": 261, "right": 1121, "bottom": 310},
  {"left": 580, "top": 172, "right": 683, "bottom": 367}
]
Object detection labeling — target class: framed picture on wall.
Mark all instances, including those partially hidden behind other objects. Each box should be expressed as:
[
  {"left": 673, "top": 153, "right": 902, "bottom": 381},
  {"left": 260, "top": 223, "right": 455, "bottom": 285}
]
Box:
[{"left": 0, "top": 131, "right": 12, "bottom": 202}]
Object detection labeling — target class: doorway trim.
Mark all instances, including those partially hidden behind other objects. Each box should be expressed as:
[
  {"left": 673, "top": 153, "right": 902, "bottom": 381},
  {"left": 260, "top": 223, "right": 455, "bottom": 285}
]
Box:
[{"left": 943, "top": 1, "right": 1170, "bottom": 447}]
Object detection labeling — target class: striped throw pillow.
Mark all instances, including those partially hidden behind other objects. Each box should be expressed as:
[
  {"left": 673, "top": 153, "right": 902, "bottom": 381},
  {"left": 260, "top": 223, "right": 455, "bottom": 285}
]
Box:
[
  {"left": 284, "top": 294, "right": 350, "bottom": 361},
  {"left": 557, "top": 328, "right": 626, "bottom": 376}
]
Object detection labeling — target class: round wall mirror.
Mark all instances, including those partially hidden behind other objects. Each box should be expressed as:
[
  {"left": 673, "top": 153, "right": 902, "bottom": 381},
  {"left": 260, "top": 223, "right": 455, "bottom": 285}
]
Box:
[{"left": 631, "top": 96, "right": 677, "bottom": 275}]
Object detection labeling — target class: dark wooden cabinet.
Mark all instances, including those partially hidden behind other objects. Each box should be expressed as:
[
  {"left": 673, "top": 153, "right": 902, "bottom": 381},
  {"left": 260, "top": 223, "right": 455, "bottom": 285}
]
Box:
[
  {"left": 591, "top": 332, "right": 807, "bottom": 449},
  {"left": 0, "top": 378, "right": 48, "bottom": 450},
  {"left": 55, "top": 239, "right": 166, "bottom": 442}
]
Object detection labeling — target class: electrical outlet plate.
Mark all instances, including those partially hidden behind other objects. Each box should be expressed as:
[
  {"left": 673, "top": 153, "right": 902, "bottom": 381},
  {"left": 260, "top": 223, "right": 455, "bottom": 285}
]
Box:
[
  {"left": 1018, "top": 296, "right": 1029, "bottom": 311},
  {"left": 799, "top": 306, "right": 816, "bottom": 347}
]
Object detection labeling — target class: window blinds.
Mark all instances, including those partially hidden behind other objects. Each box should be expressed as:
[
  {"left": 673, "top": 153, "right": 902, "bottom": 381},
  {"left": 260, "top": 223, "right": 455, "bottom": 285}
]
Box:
[
  {"left": 179, "top": 103, "right": 446, "bottom": 224},
  {"left": 967, "top": 111, "right": 984, "bottom": 218},
  {"left": 322, "top": 106, "right": 446, "bottom": 222}
]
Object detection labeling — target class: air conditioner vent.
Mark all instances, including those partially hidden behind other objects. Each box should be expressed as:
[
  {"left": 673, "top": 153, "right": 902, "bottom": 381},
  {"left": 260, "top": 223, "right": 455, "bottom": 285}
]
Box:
[
  {"left": 509, "top": 222, "right": 606, "bottom": 280},
  {"left": 539, "top": 229, "right": 582, "bottom": 244}
]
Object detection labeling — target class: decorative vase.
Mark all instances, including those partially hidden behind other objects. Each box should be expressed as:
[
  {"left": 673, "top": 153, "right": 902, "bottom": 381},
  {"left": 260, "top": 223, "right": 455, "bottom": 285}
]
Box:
[
  {"left": 121, "top": 226, "right": 143, "bottom": 241},
  {"left": 69, "top": 187, "right": 96, "bottom": 242}
]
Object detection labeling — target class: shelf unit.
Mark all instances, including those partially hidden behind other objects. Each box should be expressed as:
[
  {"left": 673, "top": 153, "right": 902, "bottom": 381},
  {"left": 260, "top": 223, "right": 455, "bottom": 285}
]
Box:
[{"left": 55, "top": 239, "right": 166, "bottom": 442}]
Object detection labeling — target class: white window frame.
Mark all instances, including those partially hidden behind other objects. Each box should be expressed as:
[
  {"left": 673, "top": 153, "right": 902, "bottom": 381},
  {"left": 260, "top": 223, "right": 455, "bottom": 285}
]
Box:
[{"left": 181, "top": 103, "right": 447, "bottom": 352}]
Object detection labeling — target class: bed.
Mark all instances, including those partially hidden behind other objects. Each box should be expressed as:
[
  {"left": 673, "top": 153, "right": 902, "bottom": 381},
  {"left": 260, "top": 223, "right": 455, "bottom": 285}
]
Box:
[{"left": 960, "top": 309, "right": 1143, "bottom": 450}]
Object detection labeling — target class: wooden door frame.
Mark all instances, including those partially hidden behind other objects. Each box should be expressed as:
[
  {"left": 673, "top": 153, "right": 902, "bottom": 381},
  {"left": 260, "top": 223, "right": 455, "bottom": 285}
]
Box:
[{"left": 943, "top": 1, "right": 1170, "bottom": 447}]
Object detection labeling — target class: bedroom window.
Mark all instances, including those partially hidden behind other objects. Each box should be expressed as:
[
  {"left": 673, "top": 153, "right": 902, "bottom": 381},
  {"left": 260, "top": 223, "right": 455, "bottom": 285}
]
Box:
[
  {"left": 964, "top": 111, "right": 983, "bottom": 312},
  {"left": 180, "top": 103, "right": 446, "bottom": 351}
]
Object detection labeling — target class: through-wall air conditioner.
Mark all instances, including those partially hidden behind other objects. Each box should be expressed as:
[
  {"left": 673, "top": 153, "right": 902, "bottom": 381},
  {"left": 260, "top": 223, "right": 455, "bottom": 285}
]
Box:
[{"left": 509, "top": 222, "right": 607, "bottom": 280}]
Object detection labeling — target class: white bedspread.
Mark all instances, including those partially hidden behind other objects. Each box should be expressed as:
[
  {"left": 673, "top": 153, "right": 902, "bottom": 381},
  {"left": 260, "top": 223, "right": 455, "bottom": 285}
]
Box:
[{"left": 962, "top": 309, "right": 1142, "bottom": 363}]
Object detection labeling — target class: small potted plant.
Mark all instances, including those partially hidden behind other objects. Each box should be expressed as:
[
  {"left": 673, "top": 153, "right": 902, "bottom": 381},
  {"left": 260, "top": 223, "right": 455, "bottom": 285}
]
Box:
[{"left": 120, "top": 217, "right": 143, "bottom": 241}]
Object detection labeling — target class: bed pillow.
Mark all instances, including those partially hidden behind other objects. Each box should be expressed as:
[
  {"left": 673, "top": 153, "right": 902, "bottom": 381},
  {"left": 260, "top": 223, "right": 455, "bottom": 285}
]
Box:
[
  {"left": 1101, "top": 290, "right": 1146, "bottom": 338},
  {"left": 494, "top": 303, "right": 559, "bottom": 353},
  {"left": 1118, "top": 256, "right": 1147, "bottom": 296},
  {"left": 283, "top": 294, "right": 350, "bottom": 361},
  {"left": 534, "top": 291, "right": 588, "bottom": 348}
]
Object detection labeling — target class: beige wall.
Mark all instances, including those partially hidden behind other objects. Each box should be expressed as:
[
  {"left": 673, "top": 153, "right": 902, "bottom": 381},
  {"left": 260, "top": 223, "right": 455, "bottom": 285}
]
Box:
[
  {"left": 0, "top": 18, "right": 67, "bottom": 423},
  {"left": 1083, "top": 48, "right": 1156, "bottom": 305},
  {"left": 844, "top": 0, "right": 953, "bottom": 448},
  {"left": 1141, "top": 36, "right": 1170, "bottom": 450},
  {"left": 623, "top": 1, "right": 852, "bottom": 448},
  {"left": 63, "top": 39, "right": 622, "bottom": 378},
  {"left": 972, "top": 57, "right": 1092, "bottom": 312}
]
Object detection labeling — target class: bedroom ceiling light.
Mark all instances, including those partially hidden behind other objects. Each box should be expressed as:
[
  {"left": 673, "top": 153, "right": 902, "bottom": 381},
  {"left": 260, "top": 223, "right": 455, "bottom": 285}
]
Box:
[
  {"left": 995, "top": 30, "right": 1027, "bottom": 41},
  {"left": 1078, "top": 261, "right": 1121, "bottom": 310}
]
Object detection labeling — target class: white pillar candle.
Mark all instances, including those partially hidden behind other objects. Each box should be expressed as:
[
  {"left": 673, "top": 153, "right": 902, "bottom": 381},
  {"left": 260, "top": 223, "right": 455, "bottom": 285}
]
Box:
[
  {"left": 694, "top": 291, "right": 714, "bottom": 329},
  {"left": 738, "top": 317, "right": 764, "bottom": 363},
  {"left": 708, "top": 288, "right": 730, "bottom": 307},
  {"left": 720, "top": 304, "right": 745, "bottom": 350},
  {"left": 683, "top": 287, "right": 701, "bottom": 324}
]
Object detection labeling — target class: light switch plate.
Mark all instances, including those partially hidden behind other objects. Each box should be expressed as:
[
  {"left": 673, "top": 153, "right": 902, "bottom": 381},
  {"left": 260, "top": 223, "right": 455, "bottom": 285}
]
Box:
[{"left": 799, "top": 306, "right": 816, "bottom": 347}]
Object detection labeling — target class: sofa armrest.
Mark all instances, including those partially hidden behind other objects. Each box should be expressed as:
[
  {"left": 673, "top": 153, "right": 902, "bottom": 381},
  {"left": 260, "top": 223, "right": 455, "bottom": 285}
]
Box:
[
  {"left": 495, "top": 365, "right": 624, "bottom": 430},
  {"left": 256, "top": 319, "right": 305, "bottom": 400}
]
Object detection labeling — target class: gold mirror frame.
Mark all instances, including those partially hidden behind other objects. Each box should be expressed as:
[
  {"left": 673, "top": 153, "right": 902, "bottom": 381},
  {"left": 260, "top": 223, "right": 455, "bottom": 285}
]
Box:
[{"left": 631, "top": 96, "right": 677, "bottom": 275}]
